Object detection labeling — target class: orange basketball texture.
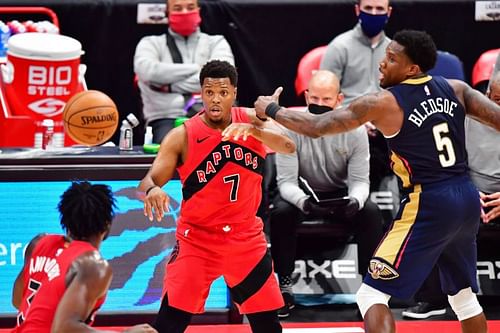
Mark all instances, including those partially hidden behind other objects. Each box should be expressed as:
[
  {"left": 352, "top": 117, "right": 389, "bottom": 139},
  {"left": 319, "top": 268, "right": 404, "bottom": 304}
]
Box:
[{"left": 63, "top": 90, "right": 119, "bottom": 146}]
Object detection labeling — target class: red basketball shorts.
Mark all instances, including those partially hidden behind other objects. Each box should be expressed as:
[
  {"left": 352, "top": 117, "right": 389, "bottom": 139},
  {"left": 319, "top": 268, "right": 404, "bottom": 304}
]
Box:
[{"left": 164, "top": 220, "right": 284, "bottom": 314}]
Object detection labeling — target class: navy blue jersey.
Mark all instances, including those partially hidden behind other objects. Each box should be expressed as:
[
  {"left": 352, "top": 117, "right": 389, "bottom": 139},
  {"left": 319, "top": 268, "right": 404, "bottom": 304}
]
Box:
[{"left": 386, "top": 75, "right": 468, "bottom": 188}]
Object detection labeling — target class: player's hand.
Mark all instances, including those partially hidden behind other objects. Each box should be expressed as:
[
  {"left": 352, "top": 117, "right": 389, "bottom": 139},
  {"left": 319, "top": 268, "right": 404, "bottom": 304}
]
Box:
[
  {"left": 123, "top": 324, "right": 158, "bottom": 333},
  {"left": 254, "top": 87, "right": 283, "bottom": 120},
  {"left": 222, "top": 123, "right": 256, "bottom": 141},
  {"left": 481, "top": 191, "right": 500, "bottom": 223},
  {"left": 143, "top": 186, "right": 170, "bottom": 222}
]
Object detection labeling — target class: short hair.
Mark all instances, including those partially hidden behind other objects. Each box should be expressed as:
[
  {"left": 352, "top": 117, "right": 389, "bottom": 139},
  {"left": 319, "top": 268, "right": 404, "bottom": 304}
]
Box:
[
  {"left": 393, "top": 30, "right": 437, "bottom": 73},
  {"left": 200, "top": 60, "right": 238, "bottom": 87},
  {"left": 58, "top": 180, "right": 116, "bottom": 240}
]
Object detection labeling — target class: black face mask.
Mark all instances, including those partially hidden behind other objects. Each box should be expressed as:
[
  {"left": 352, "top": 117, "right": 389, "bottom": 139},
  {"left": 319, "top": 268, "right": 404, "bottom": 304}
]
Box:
[{"left": 308, "top": 104, "right": 333, "bottom": 114}]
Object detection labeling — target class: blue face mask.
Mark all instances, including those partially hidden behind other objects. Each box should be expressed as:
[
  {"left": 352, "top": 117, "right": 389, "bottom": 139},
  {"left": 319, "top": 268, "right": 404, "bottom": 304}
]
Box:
[{"left": 358, "top": 10, "right": 389, "bottom": 38}]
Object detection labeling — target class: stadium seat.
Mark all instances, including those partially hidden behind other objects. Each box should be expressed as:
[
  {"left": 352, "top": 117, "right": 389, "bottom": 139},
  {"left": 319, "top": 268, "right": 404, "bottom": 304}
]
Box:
[
  {"left": 428, "top": 50, "right": 465, "bottom": 81},
  {"left": 472, "top": 48, "right": 500, "bottom": 90},
  {"left": 294, "top": 45, "right": 327, "bottom": 98}
]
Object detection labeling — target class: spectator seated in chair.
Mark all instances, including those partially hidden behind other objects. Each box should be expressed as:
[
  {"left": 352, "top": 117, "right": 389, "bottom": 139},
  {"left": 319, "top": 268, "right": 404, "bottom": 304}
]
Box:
[{"left": 269, "top": 70, "right": 384, "bottom": 318}]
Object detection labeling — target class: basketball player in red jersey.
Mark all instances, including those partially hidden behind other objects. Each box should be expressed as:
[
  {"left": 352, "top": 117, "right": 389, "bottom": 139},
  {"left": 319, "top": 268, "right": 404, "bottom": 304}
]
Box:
[
  {"left": 12, "top": 181, "right": 157, "bottom": 333},
  {"left": 139, "top": 60, "right": 295, "bottom": 333}
]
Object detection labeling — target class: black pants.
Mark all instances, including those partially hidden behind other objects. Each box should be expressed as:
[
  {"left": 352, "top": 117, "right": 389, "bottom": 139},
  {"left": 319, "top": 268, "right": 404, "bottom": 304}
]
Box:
[
  {"left": 149, "top": 118, "right": 176, "bottom": 144},
  {"left": 154, "top": 293, "right": 282, "bottom": 333},
  {"left": 269, "top": 192, "right": 384, "bottom": 277}
]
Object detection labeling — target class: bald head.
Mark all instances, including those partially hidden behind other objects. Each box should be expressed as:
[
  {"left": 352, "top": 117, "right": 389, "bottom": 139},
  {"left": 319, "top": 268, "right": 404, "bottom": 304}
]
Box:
[
  {"left": 305, "top": 70, "right": 343, "bottom": 109},
  {"left": 488, "top": 71, "right": 500, "bottom": 106}
]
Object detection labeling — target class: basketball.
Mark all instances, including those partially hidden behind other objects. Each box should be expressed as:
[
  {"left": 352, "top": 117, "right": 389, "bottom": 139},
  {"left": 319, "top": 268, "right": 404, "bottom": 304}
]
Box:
[{"left": 63, "top": 90, "right": 119, "bottom": 146}]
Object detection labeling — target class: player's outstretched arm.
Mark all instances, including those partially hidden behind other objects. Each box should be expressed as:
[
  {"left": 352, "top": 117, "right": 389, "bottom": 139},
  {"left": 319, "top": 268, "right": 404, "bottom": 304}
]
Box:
[
  {"left": 222, "top": 109, "right": 296, "bottom": 154},
  {"left": 450, "top": 79, "right": 500, "bottom": 131},
  {"left": 138, "top": 126, "right": 186, "bottom": 222},
  {"left": 254, "top": 89, "right": 392, "bottom": 138}
]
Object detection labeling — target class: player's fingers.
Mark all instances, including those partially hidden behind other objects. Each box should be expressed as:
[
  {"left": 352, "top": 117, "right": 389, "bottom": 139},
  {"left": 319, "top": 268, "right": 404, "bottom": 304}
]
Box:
[
  {"left": 233, "top": 130, "right": 241, "bottom": 141},
  {"left": 164, "top": 196, "right": 170, "bottom": 213},
  {"left": 272, "top": 86, "right": 283, "bottom": 99},
  {"left": 143, "top": 201, "right": 154, "bottom": 222},
  {"left": 222, "top": 125, "right": 240, "bottom": 140},
  {"left": 221, "top": 125, "right": 233, "bottom": 138},
  {"left": 151, "top": 198, "right": 164, "bottom": 222}
]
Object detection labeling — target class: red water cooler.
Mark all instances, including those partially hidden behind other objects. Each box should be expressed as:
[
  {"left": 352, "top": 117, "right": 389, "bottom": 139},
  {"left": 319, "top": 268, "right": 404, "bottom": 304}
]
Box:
[{"left": 0, "top": 32, "right": 86, "bottom": 147}]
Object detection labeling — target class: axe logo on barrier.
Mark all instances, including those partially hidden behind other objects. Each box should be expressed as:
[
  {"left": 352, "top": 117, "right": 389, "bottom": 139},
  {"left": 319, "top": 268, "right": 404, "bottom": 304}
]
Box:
[
  {"left": 477, "top": 261, "right": 500, "bottom": 279},
  {"left": 291, "top": 244, "right": 363, "bottom": 294},
  {"left": 294, "top": 259, "right": 358, "bottom": 279}
]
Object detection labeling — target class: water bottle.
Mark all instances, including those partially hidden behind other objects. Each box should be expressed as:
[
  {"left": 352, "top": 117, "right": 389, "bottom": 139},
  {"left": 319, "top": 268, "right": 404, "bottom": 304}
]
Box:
[
  {"left": 119, "top": 120, "right": 133, "bottom": 150},
  {"left": 41, "top": 119, "right": 55, "bottom": 150},
  {"left": 119, "top": 114, "right": 139, "bottom": 151},
  {"left": 144, "top": 126, "right": 153, "bottom": 145}
]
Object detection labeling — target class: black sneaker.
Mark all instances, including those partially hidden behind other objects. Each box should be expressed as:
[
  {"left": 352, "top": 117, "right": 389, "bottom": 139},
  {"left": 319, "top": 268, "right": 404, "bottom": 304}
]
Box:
[
  {"left": 277, "top": 292, "right": 295, "bottom": 318},
  {"left": 401, "top": 302, "right": 446, "bottom": 319},
  {"left": 277, "top": 302, "right": 290, "bottom": 318}
]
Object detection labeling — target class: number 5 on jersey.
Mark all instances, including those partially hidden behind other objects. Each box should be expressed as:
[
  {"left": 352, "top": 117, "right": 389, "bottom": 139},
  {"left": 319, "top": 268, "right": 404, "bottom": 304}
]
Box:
[{"left": 432, "top": 122, "right": 456, "bottom": 167}]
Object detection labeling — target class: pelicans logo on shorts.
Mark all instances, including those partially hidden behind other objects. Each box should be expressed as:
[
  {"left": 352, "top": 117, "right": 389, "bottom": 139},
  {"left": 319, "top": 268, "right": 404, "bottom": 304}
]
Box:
[{"left": 369, "top": 258, "right": 399, "bottom": 280}]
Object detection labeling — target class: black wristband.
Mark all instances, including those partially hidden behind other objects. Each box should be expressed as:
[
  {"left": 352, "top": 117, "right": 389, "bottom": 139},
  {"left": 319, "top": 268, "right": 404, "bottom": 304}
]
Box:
[
  {"left": 265, "top": 102, "right": 281, "bottom": 120},
  {"left": 145, "top": 185, "right": 158, "bottom": 195}
]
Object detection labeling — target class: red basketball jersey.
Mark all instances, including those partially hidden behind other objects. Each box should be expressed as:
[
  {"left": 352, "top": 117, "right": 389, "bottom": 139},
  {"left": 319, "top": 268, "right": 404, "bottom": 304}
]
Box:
[
  {"left": 13, "top": 235, "right": 105, "bottom": 333},
  {"left": 177, "top": 107, "right": 267, "bottom": 227}
]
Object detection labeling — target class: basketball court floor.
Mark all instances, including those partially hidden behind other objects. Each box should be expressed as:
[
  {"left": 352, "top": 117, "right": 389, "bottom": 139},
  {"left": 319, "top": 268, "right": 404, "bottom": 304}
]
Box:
[
  {"left": 182, "top": 321, "right": 500, "bottom": 332},
  {"left": 2, "top": 298, "right": 499, "bottom": 332},
  {"left": 104, "top": 299, "right": 500, "bottom": 332},
  {"left": 22, "top": 321, "right": 497, "bottom": 332},
  {"left": 2, "top": 320, "right": 500, "bottom": 332}
]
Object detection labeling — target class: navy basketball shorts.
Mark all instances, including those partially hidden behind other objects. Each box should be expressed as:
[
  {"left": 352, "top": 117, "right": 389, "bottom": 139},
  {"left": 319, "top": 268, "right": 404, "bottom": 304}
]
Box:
[{"left": 364, "top": 175, "right": 481, "bottom": 299}]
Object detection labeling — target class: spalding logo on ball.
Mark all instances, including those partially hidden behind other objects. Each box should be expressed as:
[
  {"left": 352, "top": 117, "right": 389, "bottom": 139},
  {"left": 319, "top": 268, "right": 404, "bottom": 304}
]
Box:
[{"left": 63, "top": 90, "right": 119, "bottom": 146}]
